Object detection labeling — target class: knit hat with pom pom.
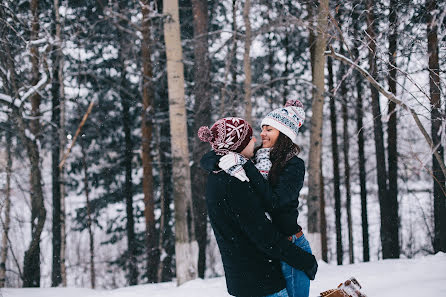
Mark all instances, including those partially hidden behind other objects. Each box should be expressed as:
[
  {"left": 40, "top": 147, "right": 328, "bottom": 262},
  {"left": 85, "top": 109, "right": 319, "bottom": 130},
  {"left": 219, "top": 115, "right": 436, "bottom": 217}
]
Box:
[
  {"left": 198, "top": 117, "right": 253, "bottom": 155},
  {"left": 260, "top": 99, "right": 305, "bottom": 145}
]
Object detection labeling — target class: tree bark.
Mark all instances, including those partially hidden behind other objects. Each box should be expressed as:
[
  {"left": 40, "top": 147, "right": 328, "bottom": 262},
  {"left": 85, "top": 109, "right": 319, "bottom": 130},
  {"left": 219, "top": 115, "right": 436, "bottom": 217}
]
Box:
[
  {"left": 327, "top": 56, "right": 343, "bottom": 265},
  {"left": 243, "top": 0, "right": 252, "bottom": 123},
  {"left": 387, "top": 0, "right": 400, "bottom": 258},
  {"left": 366, "top": 0, "right": 394, "bottom": 259},
  {"left": 55, "top": 0, "right": 68, "bottom": 285},
  {"left": 191, "top": 0, "right": 211, "bottom": 279},
  {"left": 51, "top": 0, "right": 62, "bottom": 286},
  {"left": 0, "top": 122, "right": 12, "bottom": 288},
  {"left": 23, "top": 0, "right": 47, "bottom": 286},
  {"left": 81, "top": 139, "right": 95, "bottom": 289},
  {"left": 427, "top": 0, "right": 446, "bottom": 253},
  {"left": 162, "top": 0, "right": 199, "bottom": 285},
  {"left": 320, "top": 162, "right": 328, "bottom": 262},
  {"left": 338, "top": 41, "right": 354, "bottom": 264},
  {"left": 307, "top": 0, "right": 329, "bottom": 260},
  {"left": 141, "top": 0, "right": 158, "bottom": 283},
  {"left": 116, "top": 2, "right": 138, "bottom": 284},
  {"left": 119, "top": 39, "right": 138, "bottom": 286},
  {"left": 353, "top": 0, "right": 369, "bottom": 262}
]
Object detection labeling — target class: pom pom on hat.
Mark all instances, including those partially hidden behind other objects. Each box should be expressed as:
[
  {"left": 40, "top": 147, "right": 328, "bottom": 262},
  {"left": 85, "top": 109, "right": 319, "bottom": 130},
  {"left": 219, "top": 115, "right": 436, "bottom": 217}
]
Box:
[
  {"left": 285, "top": 99, "right": 304, "bottom": 108},
  {"left": 198, "top": 126, "right": 213, "bottom": 142}
]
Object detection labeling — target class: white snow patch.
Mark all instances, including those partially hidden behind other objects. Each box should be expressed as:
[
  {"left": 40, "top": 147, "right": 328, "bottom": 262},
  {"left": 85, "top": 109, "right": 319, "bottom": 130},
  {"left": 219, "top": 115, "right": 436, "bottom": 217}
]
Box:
[{"left": 2, "top": 253, "right": 445, "bottom": 297}]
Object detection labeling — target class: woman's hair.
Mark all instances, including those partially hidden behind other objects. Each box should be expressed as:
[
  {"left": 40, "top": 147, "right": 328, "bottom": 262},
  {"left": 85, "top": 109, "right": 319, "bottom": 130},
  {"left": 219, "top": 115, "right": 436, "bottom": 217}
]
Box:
[{"left": 268, "top": 132, "right": 300, "bottom": 185}]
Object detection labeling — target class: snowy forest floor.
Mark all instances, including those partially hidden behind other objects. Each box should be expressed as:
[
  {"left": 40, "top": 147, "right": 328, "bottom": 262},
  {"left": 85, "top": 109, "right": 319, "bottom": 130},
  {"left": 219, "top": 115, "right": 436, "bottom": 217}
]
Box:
[{"left": 2, "top": 253, "right": 445, "bottom": 297}]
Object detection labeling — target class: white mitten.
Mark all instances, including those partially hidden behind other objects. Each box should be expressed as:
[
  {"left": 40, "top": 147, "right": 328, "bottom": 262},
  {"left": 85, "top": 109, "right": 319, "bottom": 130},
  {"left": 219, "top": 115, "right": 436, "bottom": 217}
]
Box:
[
  {"left": 254, "top": 148, "right": 272, "bottom": 179},
  {"left": 219, "top": 153, "right": 249, "bottom": 182}
]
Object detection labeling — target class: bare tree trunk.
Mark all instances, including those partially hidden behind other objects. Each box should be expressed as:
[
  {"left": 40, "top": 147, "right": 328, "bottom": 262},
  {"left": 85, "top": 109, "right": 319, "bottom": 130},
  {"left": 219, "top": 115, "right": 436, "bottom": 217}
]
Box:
[
  {"left": 141, "top": 0, "right": 158, "bottom": 283},
  {"left": 81, "top": 139, "right": 95, "bottom": 289},
  {"left": 387, "top": 0, "right": 400, "bottom": 258},
  {"left": 116, "top": 3, "right": 138, "bottom": 284},
  {"left": 327, "top": 56, "right": 343, "bottom": 265},
  {"left": 119, "top": 43, "right": 138, "bottom": 286},
  {"left": 356, "top": 77, "right": 370, "bottom": 263},
  {"left": 243, "top": 0, "right": 252, "bottom": 123},
  {"left": 51, "top": 0, "right": 62, "bottom": 286},
  {"left": 155, "top": 124, "right": 166, "bottom": 282},
  {"left": 320, "top": 162, "right": 328, "bottom": 262},
  {"left": 0, "top": 123, "right": 12, "bottom": 288},
  {"left": 353, "top": 0, "right": 369, "bottom": 262},
  {"left": 55, "top": 0, "right": 68, "bottom": 285},
  {"left": 221, "top": 0, "right": 238, "bottom": 116},
  {"left": 23, "top": 0, "right": 47, "bottom": 286},
  {"left": 191, "top": 0, "right": 211, "bottom": 279},
  {"left": 366, "top": 0, "right": 393, "bottom": 259},
  {"left": 307, "top": 0, "right": 329, "bottom": 260},
  {"left": 427, "top": 0, "right": 446, "bottom": 253},
  {"left": 338, "top": 41, "right": 354, "bottom": 263},
  {"left": 162, "top": 0, "right": 198, "bottom": 285}
]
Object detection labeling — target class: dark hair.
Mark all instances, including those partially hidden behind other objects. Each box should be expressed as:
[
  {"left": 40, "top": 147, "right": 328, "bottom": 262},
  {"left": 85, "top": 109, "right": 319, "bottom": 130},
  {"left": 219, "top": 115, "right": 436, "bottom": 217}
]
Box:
[{"left": 267, "top": 132, "right": 300, "bottom": 186}]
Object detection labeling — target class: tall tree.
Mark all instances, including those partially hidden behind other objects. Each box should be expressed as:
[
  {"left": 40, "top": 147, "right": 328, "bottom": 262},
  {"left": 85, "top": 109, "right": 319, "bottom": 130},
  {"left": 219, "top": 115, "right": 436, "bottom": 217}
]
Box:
[
  {"left": 163, "top": 0, "right": 199, "bottom": 285},
  {"left": 23, "top": 0, "right": 47, "bottom": 286},
  {"left": 353, "top": 0, "right": 369, "bottom": 262},
  {"left": 117, "top": 2, "right": 138, "bottom": 285},
  {"left": 327, "top": 56, "right": 343, "bottom": 265},
  {"left": 366, "top": 0, "right": 397, "bottom": 259},
  {"left": 243, "top": 0, "right": 252, "bottom": 123},
  {"left": 51, "top": 0, "right": 63, "bottom": 286},
  {"left": 387, "top": 0, "right": 400, "bottom": 259},
  {"left": 191, "top": 0, "right": 211, "bottom": 279},
  {"left": 80, "top": 138, "right": 96, "bottom": 289},
  {"left": 427, "top": 0, "right": 446, "bottom": 253},
  {"left": 141, "top": 0, "right": 158, "bottom": 283},
  {"left": 0, "top": 123, "right": 12, "bottom": 287},
  {"left": 307, "top": 0, "right": 329, "bottom": 260},
  {"left": 338, "top": 40, "right": 354, "bottom": 263}
]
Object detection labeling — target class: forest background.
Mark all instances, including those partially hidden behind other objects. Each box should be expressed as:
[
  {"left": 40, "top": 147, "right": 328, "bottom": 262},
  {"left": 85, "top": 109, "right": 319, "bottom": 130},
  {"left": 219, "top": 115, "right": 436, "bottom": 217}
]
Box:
[{"left": 0, "top": 0, "right": 445, "bottom": 289}]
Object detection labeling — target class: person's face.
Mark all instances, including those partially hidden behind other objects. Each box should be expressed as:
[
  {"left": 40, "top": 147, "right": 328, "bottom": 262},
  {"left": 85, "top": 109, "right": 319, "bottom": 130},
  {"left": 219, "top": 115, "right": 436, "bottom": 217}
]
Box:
[
  {"left": 240, "top": 136, "right": 257, "bottom": 158},
  {"left": 260, "top": 125, "right": 280, "bottom": 148}
]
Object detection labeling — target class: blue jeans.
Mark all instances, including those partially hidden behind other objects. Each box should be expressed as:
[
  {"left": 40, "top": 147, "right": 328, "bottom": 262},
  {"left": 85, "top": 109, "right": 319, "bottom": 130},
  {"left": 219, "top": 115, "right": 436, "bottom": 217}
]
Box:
[
  {"left": 237, "top": 288, "right": 289, "bottom": 297},
  {"left": 264, "top": 288, "right": 289, "bottom": 297},
  {"left": 281, "top": 234, "right": 312, "bottom": 297}
]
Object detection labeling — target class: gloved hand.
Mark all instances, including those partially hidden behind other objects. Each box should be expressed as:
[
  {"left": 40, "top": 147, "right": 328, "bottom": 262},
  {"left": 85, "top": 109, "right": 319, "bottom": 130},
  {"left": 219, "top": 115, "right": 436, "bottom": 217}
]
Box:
[
  {"left": 254, "top": 148, "right": 272, "bottom": 179},
  {"left": 304, "top": 255, "right": 318, "bottom": 280},
  {"left": 219, "top": 153, "right": 249, "bottom": 182}
]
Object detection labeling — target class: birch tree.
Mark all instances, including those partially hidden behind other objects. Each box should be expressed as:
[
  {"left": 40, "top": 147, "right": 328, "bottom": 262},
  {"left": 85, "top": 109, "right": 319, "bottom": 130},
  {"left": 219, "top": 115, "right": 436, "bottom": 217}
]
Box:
[
  {"left": 243, "top": 0, "right": 252, "bottom": 123},
  {"left": 163, "top": 0, "right": 198, "bottom": 285}
]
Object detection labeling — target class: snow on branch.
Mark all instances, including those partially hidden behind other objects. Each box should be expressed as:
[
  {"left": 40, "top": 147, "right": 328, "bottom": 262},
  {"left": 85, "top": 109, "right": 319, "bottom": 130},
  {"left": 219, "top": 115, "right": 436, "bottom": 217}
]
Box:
[
  {"left": 20, "top": 72, "right": 48, "bottom": 104},
  {"left": 0, "top": 72, "right": 48, "bottom": 111},
  {"left": 325, "top": 47, "right": 446, "bottom": 178}
]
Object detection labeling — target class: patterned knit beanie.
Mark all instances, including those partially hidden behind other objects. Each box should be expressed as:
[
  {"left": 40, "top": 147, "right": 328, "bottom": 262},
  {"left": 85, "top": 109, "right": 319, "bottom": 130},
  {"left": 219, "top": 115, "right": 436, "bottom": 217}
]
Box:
[
  {"left": 198, "top": 117, "right": 253, "bottom": 155},
  {"left": 260, "top": 99, "right": 305, "bottom": 145}
]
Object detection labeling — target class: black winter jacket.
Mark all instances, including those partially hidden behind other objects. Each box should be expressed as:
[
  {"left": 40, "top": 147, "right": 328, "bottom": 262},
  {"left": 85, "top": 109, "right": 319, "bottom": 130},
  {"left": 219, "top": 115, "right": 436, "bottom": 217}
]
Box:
[
  {"left": 200, "top": 152, "right": 316, "bottom": 297},
  {"left": 243, "top": 156, "right": 305, "bottom": 236},
  {"left": 201, "top": 151, "right": 304, "bottom": 236}
]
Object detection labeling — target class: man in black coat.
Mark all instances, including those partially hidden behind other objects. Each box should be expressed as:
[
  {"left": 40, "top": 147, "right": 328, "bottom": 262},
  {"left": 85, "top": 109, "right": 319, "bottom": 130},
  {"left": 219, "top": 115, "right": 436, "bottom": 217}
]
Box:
[{"left": 198, "top": 117, "right": 317, "bottom": 297}]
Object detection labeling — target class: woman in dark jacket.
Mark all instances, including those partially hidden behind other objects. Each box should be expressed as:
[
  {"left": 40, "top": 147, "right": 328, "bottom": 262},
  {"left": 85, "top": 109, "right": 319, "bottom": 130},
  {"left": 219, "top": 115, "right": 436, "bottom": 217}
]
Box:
[{"left": 218, "top": 100, "right": 313, "bottom": 297}]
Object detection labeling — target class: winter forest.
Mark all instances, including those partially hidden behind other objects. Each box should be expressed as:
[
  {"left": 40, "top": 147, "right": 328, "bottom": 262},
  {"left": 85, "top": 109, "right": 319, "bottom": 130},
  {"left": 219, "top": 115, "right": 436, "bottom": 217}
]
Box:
[{"left": 0, "top": 0, "right": 445, "bottom": 292}]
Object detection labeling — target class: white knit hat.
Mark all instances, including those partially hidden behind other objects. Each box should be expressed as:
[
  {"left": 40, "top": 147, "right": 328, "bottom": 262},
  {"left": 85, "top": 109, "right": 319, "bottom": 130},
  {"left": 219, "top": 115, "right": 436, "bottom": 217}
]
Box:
[{"left": 260, "top": 100, "right": 305, "bottom": 145}]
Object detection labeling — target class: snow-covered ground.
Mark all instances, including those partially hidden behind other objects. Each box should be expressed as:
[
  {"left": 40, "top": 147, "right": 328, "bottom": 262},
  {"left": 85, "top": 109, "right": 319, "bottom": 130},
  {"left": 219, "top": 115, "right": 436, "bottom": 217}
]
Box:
[{"left": 2, "top": 253, "right": 445, "bottom": 297}]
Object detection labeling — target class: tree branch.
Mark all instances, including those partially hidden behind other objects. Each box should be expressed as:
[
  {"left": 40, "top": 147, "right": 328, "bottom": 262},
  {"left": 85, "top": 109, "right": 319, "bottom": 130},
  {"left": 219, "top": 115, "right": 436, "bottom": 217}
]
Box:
[{"left": 325, "top": 47, "right": 446, "bottom": 178}]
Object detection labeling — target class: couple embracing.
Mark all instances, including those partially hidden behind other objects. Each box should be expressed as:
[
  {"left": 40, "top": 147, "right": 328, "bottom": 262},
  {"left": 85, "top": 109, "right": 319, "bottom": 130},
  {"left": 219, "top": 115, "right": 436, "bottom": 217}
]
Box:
[{"left": 198, "top": 100, "right": 318, "bottom": 297}]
